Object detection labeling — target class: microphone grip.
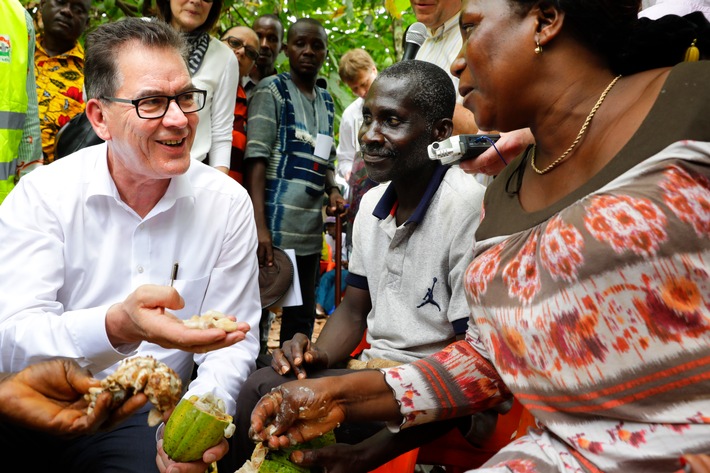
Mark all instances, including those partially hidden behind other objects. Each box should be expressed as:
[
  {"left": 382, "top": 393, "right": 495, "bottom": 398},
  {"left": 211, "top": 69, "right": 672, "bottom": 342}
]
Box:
[{"left": 401, "top": 42, "right": 421, "bottom": 61}]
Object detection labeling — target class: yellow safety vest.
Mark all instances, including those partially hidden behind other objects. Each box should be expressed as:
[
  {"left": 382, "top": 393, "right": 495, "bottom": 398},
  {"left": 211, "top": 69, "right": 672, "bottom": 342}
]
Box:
[{"left": 0, "top": 0, "right": 29, "bottom": 203}]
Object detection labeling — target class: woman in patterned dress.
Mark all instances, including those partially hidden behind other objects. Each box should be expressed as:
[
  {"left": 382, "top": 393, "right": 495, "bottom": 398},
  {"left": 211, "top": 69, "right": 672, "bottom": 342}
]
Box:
[{"left": 245, "top": 1, "right": 710, "bottom": 472}]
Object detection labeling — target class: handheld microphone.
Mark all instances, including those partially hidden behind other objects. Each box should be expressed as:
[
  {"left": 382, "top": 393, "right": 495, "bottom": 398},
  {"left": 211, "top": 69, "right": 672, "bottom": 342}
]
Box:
[
  {"left": 402, "top": 22, "right": 427, "bottom": 61},
  {"left": 428, "top": 134, "right": 501, "bottom": 165}
]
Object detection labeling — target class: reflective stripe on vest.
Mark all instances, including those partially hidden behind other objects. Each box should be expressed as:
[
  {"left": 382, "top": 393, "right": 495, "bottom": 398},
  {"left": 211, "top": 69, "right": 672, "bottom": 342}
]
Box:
[
  {"left": 0, "top": 110, "right": 26, "bottom": 129},
  {"left": 0, "top": 0, "right": 29, "bottom": 202}
]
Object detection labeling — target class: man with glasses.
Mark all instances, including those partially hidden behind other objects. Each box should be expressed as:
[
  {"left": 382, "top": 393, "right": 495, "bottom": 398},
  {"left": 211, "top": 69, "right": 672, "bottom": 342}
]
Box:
[
  {"left": 221, "top": 28, "right": 260, "bottom": 65},
  {"left": 220, "top": 25, "right": 260, "bottom": 183},
  {"left": 100, "top": 90, "right": 207, "bottom": 119},
  {"left": 0, "top": 17, "right": 260, "bottom": 473}
]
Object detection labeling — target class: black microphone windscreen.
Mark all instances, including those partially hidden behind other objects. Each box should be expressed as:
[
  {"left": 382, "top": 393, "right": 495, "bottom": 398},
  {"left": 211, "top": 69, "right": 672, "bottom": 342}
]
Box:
[{"left": 402, "top": 22, "right": 427, "bottom": 61}]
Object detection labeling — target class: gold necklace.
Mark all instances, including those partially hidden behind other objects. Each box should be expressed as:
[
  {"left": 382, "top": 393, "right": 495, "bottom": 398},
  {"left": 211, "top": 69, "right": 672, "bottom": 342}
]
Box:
[{"left": 531, "top": 74, "right": 622, "bottom": 175}]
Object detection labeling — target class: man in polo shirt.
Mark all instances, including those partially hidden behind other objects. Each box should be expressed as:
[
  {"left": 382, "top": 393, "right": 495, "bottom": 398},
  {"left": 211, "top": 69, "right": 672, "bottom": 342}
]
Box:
[{"left": 232, "top": 60, "right": 494, "bottom": 472}]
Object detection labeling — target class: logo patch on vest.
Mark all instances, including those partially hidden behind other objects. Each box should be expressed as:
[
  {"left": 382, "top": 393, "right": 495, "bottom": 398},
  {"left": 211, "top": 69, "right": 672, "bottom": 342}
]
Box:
[{"left": 0, "top": 36, "right": 11, "bottom": 64}]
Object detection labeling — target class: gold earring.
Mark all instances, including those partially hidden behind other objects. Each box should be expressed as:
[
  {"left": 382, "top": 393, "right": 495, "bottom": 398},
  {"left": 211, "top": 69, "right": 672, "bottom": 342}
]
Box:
[
  {"left": 684, "top": 39, "right": 699, "bottom": 62},
  {"left": 534, "top": 40, "right": 542, "bottom": 55}
]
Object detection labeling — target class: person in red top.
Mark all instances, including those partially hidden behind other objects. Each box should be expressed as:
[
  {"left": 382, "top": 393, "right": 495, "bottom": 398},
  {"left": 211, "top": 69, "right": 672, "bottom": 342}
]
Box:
[{"left": 221, "top": 25, "right": 259, "bottom": 183}]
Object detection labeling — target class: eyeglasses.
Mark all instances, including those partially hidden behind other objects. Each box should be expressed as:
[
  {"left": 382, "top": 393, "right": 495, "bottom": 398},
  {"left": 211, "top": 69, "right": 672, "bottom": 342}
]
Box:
[
  {"left": 221, "top": 36, "right": 259, "bottom": 61},
  {"left": 101, "top": 90, "right": 207, "bottom": 119}
]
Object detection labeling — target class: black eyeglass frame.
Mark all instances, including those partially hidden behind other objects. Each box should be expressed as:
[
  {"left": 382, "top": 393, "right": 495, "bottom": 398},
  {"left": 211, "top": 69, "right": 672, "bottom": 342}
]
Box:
[
  {"left": 100, "top": 89, "right": 207, "bottom": 119},
  {"left": 221, "top": 36, "right": 259, "bottom": 61}
]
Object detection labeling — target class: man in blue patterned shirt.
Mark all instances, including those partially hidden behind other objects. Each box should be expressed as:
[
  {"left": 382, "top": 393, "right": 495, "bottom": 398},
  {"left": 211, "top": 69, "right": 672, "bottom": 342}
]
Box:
[{"left": 243, "top": 18, "right": 346, "bottom": 351}]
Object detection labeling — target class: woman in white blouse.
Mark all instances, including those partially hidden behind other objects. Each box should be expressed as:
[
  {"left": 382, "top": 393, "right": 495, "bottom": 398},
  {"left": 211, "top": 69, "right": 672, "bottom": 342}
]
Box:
[{"left": 156, "top": 0, "right": 238, "bottom": 173}]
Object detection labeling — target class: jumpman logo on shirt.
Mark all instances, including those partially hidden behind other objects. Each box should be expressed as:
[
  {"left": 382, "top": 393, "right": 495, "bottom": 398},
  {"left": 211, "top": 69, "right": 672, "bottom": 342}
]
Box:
[{"left": 417, "top": 277, "right": 441, "bottom": 311}]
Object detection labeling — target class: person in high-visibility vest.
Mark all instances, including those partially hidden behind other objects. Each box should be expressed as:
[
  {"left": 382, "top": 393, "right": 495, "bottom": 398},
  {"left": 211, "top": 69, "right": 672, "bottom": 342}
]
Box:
[{"left": 0, "top": 0, "right": 42, "bottom": 204}]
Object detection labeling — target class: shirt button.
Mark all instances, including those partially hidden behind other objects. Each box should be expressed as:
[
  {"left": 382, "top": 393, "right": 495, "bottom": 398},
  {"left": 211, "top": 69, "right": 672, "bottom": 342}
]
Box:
[{"left": 137, "top": 266, "right": 144, "bottom": 273}]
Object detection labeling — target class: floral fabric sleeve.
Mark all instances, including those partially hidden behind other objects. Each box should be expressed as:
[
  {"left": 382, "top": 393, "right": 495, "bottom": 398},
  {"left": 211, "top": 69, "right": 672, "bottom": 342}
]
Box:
[{"left": 381, "top": 338, "right": 511, "bottom": 430}]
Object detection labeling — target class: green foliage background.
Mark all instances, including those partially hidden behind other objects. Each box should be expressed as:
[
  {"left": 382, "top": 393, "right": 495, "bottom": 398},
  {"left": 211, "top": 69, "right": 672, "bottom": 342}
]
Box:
[{"left": 22, "top": 0, "right": 419, "bottom": 136}]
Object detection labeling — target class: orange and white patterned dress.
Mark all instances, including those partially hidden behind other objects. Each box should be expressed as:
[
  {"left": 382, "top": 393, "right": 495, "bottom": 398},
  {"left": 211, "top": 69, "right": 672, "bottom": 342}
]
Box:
[{"left": 383, "top": 61, "right": 710, "bottom": 473}]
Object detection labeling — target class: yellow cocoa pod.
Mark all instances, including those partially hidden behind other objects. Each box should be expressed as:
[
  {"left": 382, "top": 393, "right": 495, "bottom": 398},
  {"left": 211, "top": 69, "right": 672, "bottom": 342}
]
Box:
[{"left": 163, "top": 393, "right": 235, "bottom": 462}]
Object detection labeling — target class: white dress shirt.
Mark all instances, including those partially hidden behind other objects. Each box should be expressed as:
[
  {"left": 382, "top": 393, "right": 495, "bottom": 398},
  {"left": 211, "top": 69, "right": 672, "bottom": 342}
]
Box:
[
  {"left": 0, "top": 143, "right": 261, "bottom": 414},
  {"left": 335, "top": 97, "right": 363, "bottom": 180}
]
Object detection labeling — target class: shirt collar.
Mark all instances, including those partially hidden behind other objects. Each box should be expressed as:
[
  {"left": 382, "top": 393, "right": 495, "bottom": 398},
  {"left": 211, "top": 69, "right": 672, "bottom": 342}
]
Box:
[
  {"left": 86, "top": 143, "right": 118, "bottom": 199},
  {"left": 158, "top": 168, "right": 195, "bottom": 211},
  {"left": 372, "top": 163, "right": 450, "bottom": 224},
  {"left": 86, "top": 143, "right": 195, "bottom": 215},
  {"left": 242, "top": 75, "right": 257, "bottom": 89},
  {"left": 243, "top": 67, "right": 279, "bottom": 88},
  {"left": 35, "top": 35, "right": 85, "bottom": 60},
  {"left": 427, "top": 12, "right": 461, "bottom": 40}
]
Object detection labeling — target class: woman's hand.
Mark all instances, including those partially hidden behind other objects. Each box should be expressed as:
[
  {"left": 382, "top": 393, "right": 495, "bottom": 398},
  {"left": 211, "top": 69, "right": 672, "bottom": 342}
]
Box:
[
  {"left": 249, "top": 371, "right": 400, "bottom": 450},
  {"left": 0, "top": 359, "right": 147, "bottom": 436},
  {"left": 681, "top": 454, "right": 710, "bottom": 473},
  {"left": 248, "top": 378, "right": 347, "bottom": 449},
  {"left": 459, "top": 128, "right": 534, "bottom": 176}
]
